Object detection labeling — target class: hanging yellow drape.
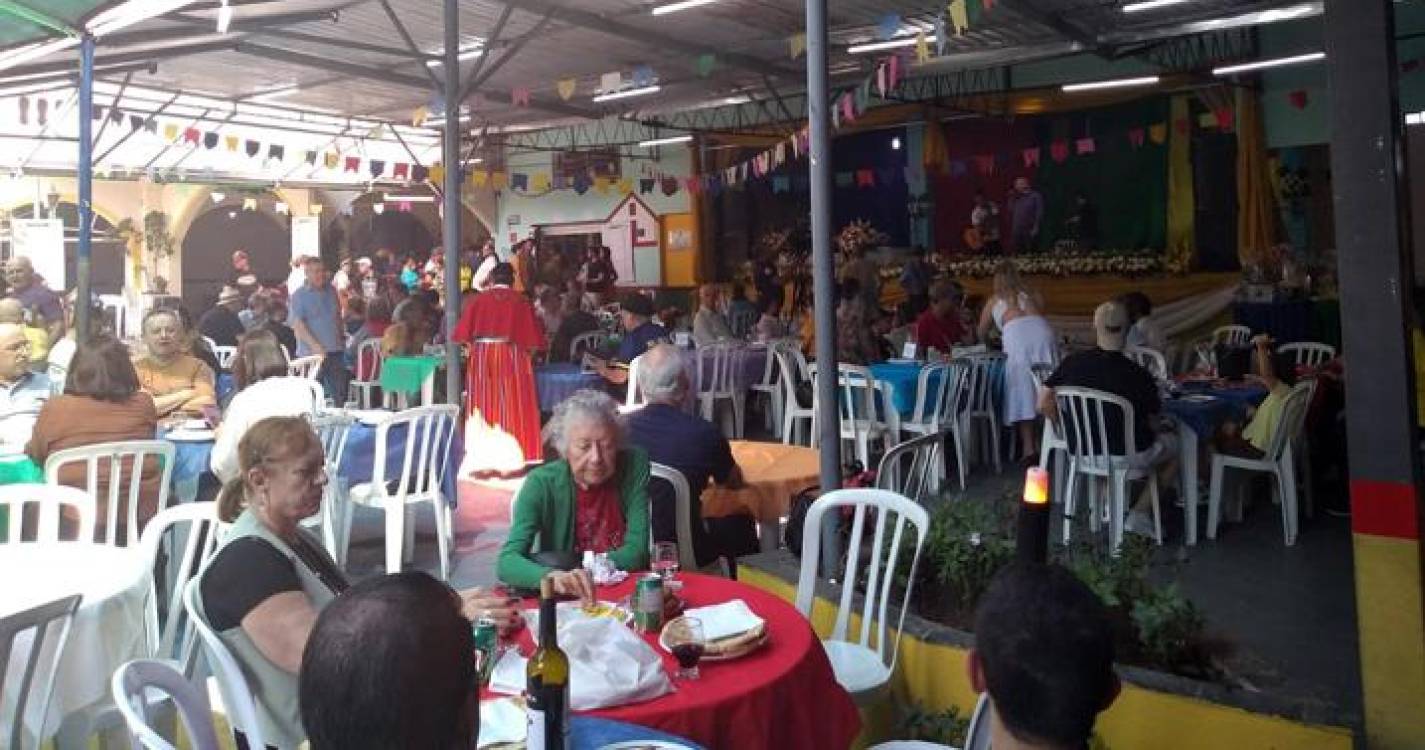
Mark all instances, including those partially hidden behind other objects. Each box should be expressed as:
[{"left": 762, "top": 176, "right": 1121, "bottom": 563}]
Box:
[
  {"left": 1235, "top": 88, "right": 1277, "bottom": 266},
  {"left": 1165, "top": 95, "right": 1196, "bottom": 272},
  {"left": 922, "top": 120, "right": 948, "bottom": 173}
]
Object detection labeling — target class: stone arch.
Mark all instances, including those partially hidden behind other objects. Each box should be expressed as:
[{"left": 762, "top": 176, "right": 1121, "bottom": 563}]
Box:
[
  {"left": 4, "top": 198, "right": 125, "bottom": 295},
  {"left": 177, "top": 191, "right": 290, "bottom": 314}
]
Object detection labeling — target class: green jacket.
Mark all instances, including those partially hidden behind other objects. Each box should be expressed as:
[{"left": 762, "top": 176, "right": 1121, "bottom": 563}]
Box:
[{"left": 497, "top": 448, "right": 651, "bottom": 588}]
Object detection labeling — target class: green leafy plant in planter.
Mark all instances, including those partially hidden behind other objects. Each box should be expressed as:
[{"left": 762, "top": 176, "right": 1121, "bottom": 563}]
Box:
[
  {"left": 918, "top": 495, "right": 1017, "bottom": 624},
  {"left": 892, "top": 702, "right": 969, "bottom": 747}
]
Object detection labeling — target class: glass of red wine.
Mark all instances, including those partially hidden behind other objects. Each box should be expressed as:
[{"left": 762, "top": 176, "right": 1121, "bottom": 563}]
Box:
[{"left": 667, "top": 617, "right": 706, "bottom": 680}]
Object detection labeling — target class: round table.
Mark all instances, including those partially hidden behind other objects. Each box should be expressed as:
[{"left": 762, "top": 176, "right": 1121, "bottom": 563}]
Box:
[
  {"left": 0, "top": 543, "right": 147, "bottom": 744},
  {"left": 535, "top": 363, "right": 606, "bottom": 412},
  {"left": 505, "top": 573, "right": 860, "bottom": 750},
  {"left": 703, "top": 441, "right": 820, "bottom": 552},
  {"left": 1162, "top": 379, "right": 1269, "bottom": 545}
]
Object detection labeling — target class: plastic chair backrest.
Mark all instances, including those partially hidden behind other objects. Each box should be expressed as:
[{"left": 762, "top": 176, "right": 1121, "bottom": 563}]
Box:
[
  {"left": 965, "top": 354, "right": 1005, "bottom": 415},
  {"left": 99, "top": 294, "right": 129, "bottom": 338},
  {"left": 0, "top": 484, "right": 96, "bottom": 543},
  {"left": 569, "top": 330, "right": 606, "bottom": 362},
  {"left": 372, "top": 404, "right": 459, "bottom": 503},
  {"left": 774, "top": 347, "right": 810, "bottom": 408},
  {"left": 625, "top": 353, "right": 647, "bottom": 407},
  {"left": 183, "top": 580, "right": 267, "bottom": 750},
  {"left": 111, "top": 659, "right": 221, "bottom": 750},
  {"left": 310, "top": 411, "right": 356, "bottom": 470},
  {"left": 354, "top": 338, "right": 384, "bottom": 382},
  {"left": 1263, "top": 380, "right": 1317, "bottom": 461},
  {"left": 1278, "top": 342, "right": 1336, "bottom": 368},
  {"left": 46, "top": 362, "right": 67, "bottom": 393},
  {"left": 1123, "top": 346, "right": 1168, "bottom": 381},
  {"left": 1053, "top": 386, "right": 1140, "bottom": 468},
  {"left": 649, "top": 462, "right": 698, "bottom": 570},
  {"left": 288, "top": 354, "right": 323, "bottom": 380},
  {"left": 794, "top": 489, "right": 929, "bottom": 675},
  {"left": 211, "top": 346, "right": 237, "bottom": 371},
  {"left": 0, "top": 592, "right": 81, "bottom": 750},
  {"left": 756, "top": 340, "right": 785, "bottom": 388},
  {"left": 1212, "top": 325, "right": 1252, "bottom": 347},
  {"left": 911, "top": 361, "right": 969, "bottom": 429},
  {"left": 876, "top": 432, "right": 943, "bottom": 504},
  {"left": 136, "top": 503, "right": 222, "bottom": 671},
  {"left": 43, "top": 439, "right": 175, "bottom": 546},
  {"left": 695, "top": 341, "right": 737, "bottom": 397}
]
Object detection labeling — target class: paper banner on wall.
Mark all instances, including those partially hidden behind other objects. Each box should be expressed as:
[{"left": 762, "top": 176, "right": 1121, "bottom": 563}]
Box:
[
  {"left": 948, "top": 0, "right": 969, "bottom": 35},
  {"left": 292, "top": 215, "right": 320, "bottom": 260},
  {"left": 1075, "top": 137, "right": 1095, "bottom": 155},
  {"left": 1149, "top": 122, "right": 1167, "bottom": 144},
  {"left": 789, "top": 33, "right": 806, "bottom": 59},
  {"left": 557, "top": 78, "right": 577, "bottom": 100}
]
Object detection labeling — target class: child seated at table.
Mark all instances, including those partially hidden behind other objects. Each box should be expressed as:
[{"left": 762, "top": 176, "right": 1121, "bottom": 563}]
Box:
[{"left": 1215, "top": 335, "right": 1297, "bottom": 460}]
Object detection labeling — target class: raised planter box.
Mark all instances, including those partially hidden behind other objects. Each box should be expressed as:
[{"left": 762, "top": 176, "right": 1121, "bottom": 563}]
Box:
[{"left": 738, "top": 550, "right": 1356, "bottom": 749}]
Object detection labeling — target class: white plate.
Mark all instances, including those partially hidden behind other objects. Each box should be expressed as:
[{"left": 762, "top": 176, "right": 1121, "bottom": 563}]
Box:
[
  {"left": 165, "top": 429, "right": 215, "bottom": 442},
  {"left": 597, "top": 742, "right": 695, "bottom": 750}
]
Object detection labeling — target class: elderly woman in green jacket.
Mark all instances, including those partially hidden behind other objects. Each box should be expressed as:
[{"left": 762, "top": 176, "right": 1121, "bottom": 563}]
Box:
[{"left": 498, "top": 389, "right": 650, "bottom": 602}]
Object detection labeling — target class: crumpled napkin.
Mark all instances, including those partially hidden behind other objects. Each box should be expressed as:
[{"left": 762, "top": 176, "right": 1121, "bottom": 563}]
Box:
[
  {"left": 476, "top": 698, "right": 526, "bottom": 748},
  {"left": 488, "top": 616, "right": 672, "bottom": 711}
]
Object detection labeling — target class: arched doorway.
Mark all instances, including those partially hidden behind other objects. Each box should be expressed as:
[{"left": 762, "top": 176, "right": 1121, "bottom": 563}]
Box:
[
  {"left": 346, "top": 195, "right": 439, "bottom": 261},
  {"left": 180, "top": 202, "right": 288, "bottom": 314},
  {"left": 8, "top": 203, "right": 124, "bottom": 294}
]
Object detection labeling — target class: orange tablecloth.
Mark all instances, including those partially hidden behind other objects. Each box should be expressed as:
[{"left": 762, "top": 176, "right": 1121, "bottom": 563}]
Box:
[{"left": 703, "top": 441, "right": 820, "bottom": 521}]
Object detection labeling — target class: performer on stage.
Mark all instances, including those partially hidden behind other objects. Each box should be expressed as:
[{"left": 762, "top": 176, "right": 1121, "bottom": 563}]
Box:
[
  {"left": 453, "top": 263, "right": 546, "bottom": 472},
  {"left": 1007, "top": 177, "right": 1044, "bottom": 254}
]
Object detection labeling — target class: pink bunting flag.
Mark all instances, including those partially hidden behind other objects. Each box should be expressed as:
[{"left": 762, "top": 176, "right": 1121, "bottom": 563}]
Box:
[
  {"left": 1022, "top": 147, "right": 1041, "bottom": 167},
  {"left": 1128, "top": 128, "right": 1145, "bottom": 148},
  {"left": 1050, "top": 141, "right": 1070, "bottom": 163},
  {"left": 344, "top": 156, "right": 360, "bottom": 172},
  {"left": 840, "top": 93, "right": 856, "bottom": 123},
  {"left": 1076, "top": 137, "right": 1095, "bottom": 155},
  {"left": 856, "top": 169, "right": 875, "bottom": 187},
  {"left": 877, "top": 63, "right": 887, "bottom": 98},
  {"left": 511, "top": 87, "right": 531, "bottom": 107},
  {"left": 888, "top": 53, "right": 902, "bottom": 91}
]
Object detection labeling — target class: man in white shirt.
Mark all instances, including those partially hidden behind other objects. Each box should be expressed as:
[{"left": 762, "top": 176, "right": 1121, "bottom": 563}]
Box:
[
  {"left": 471, "top": 240, "right": 499, "bottom": 292},
  {"left": 286, "top": 255, "right": 309, "bottom": 296},
  {"left": 0, "top": 323, "right": 50, "bottom": 455}
]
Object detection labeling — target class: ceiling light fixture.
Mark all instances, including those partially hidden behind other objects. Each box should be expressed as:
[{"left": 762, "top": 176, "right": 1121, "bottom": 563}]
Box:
[
  {"left": 426, "top": 46, "right": 484, "bottom": 67},
  {"left": 638, "top": 134, "right": 693, "bottom": 147},
  {"left": 210, "top": 191, "right": 226, "bottom": 204},
  {"left": 593, "top": 84, "right": 661, "bottom": 102},
  {"left": 87, "top": 0, "right": 200, "bottom": 37},
  {"left": 382, "top": 195, "right": 436, "bottom": 203},
  {"left": 216, "top": 0, "right": 232, "bottom": 33},
  {"left": 848, "top": 35, "right": 931, "bottom": 55},
  {"left": 652, "top": 0, "right": 719, "bottom": 15},
  {"left": 1061, "top": 75, "right": 1159, "bottom": 92},
  {"left": 1122, "top": 0, "right": 1192, "bottom": 12},
  {"left": 1212, "top": 51, "right": 1324, "bottom": 76}
]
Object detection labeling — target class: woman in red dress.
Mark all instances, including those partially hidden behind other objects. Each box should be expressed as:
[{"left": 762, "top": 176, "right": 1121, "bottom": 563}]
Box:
[{"left": 452, "top": 262, "right": 546, "bottom": 472}]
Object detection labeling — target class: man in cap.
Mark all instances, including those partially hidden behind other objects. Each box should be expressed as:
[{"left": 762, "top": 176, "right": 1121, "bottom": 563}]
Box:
[
  {"left": 199, "top": 285, "right": 247, "bottom": 349},
  {"left": 593, "top": 292, "right": 667, "bottom": 386},
  {"left": 1037, "top": 300, "right": 1176, "bottom": 536}
]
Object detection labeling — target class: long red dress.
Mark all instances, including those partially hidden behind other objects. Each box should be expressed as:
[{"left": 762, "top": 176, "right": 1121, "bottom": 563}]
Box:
[{"left": 452, "top": 285, "right": 546, "bottom": 466}]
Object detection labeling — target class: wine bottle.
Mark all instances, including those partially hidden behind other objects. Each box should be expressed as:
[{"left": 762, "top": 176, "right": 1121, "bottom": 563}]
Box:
[{"left": 526, "top": 576, "right": 570, "bottom": 750}]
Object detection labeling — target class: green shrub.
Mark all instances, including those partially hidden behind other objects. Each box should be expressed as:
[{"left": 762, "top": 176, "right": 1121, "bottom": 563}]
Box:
[{"left": 893, "top": 702, "right": 970, "bottom": 746}]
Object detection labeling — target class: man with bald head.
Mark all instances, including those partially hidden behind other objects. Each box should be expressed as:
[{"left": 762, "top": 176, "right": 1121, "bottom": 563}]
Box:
[
  {"left": 3, "top": 256, "right": 63, "bottom": 342},
  {"left": 0, "top": 298, "right": 48, "bottom": 369},
  {"left": 0, "top": 322, "right": 51, "bottom": 454}
]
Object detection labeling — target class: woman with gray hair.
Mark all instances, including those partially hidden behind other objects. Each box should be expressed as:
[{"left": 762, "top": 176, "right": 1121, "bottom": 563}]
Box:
[{"left": 497, "top": 389, "right": 650, "bottom": 602}]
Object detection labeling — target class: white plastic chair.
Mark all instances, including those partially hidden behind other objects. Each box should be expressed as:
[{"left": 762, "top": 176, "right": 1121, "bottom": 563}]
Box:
[
  {"left": 961, "top": 354, "right": 1005, "bottom": 473},
  {"left": 46, "top": 362, "right": 67, "bottom": 394},
  {"left": 182, "top": 580, "right": 267, "bottom": 750},
  {"left": 569, "top": 330, "right": 609, "bottom": 362},
  {"left": 0, "top": 484, "right": 96, "bottom": 543},
  {"left": 775, "top": 347, "right": 815, "bottom": 446},
  {"left": 900, "top": 361, "right": 971, "bottom": 491},
  {"left": 343, "top": 404, "right": 459, "bottom": 579},
  {"left": 1212, "top": 324, "right": 1252, "bottom": 348},
  {"left": 348, "top": 338, "right": 384, "bottom": 409},
  {"left": 1030, "top": 363, "right": 1070, "bottom": 512},
  {"left": 877, "top": 432, "right": 944, "bottom": 503},
  {"left": 625, "top": 353, "right": 648, "bottom": 408},
  {"left": 288, "top": 354, "right": 323, "bottom": 380},
  {"left": 210, "top": 346, "right": 237, "bottom": 371},
  {"left": 1124, "top": 346, "right": 1169, "bottom": 381},
  {"left": 1, "top": 593, "right": 81, "bottom": 750},
  {"left": 649, "top": 462, "right": 699, "bottom": 572},
  {"left": 308, "top": 411, "right": 356, "bottom": 564},
  {"left": 1208, "top": 380, "right": 1316, "bottom": 546},
  {"left": 43, "top": 439, "right": 175, "bottom": 547},
  {"left": 1278, "top": 341, "right": 1336, "bottom": 369},
  {"left": 810, "top": 363, "right": 898, "bottom": 470},
  {"left": 99, "top": 294, "right": 129, "bottom": 338},
  {"left": 730, "top": 307, "right": 758, "bottom": 339},
  {"left": 695, "top": 341, "right": 744, "bottom": 438},
  {"left": 794, "top": 489, "right": 929, "bottom": 705},
  {"left": 748, "top": 341, "right": 788, "bottom": 433},
  {"left": 110, "top": 659, "right": 221, "bottom": 750},
  {"left": 1054, "top": 387, "right": 1164, "bottom": 551}
]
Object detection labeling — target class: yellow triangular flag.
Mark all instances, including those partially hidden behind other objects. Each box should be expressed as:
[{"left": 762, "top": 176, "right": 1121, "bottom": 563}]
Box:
[
  {"left": 429, "top": 164, "right": 445, "bottom": 184},
  {"left": 472, "top": 170, "right": 489, "bottom": 188},
  {"left": 557, "top": 78, "right": 577, "bottom": 101},
  {"left": 616, "top": 178, "right": 633, "bottom": 195},
  {"left": 1198, "top": 111, "right": 1216, "bottom": 128},
  {"left": 410, "top": 106, "right": 429, "bottom": 127},
  {"left": 163, "top": 124, "right": 179, "bottom": 141},
  {"left": 789, "top": 33, "right": 806, "bottom": 60},
  {"left": 531, "top": 173, "right": 551, "bottom": 192},
  {"left": 948, "top": 0, "right": 968, "bottom": 35},
  {"left": 1149, "top": 123, "right": 1167, "bottom": 144},
  {"left": 593, "top": 176, "right": 610, "bottom": 195},
  {"left": 310, "top": 204, "right": 323, "bottom": 216},
  {"left": 915, "top": 31, "right": 930, "bottom": 64},
  {"left": 225, "top": 135, "right": 239, "bottom": 152},
  {"left": 491, "top": 171, "right": 509, "bottom": 190}
]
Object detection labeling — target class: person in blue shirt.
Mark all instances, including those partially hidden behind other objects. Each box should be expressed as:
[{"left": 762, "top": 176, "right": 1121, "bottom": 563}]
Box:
[
  {"left": 593, "top": 293, "right": 667, "bottom": 386},
  {"left": 623, "top": 344, "right": 755, "bottom": 570},
  {"left": 289, "top": 257, "right": 349, "bottom": 404}
]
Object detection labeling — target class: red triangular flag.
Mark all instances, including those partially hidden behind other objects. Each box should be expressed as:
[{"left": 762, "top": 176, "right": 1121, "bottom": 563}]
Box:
[
  {"left": 393, "top": 163, "right": 410, "bottom": 180},
  {"left": 1128, "top": 128, "right": 1145, "bottom": 148},
  {"left": 856, "top": 169, "right": 875, "bottom": 187},
  {"left": 183, "top": 128, "right": 200, "bottom": 145},
  {"left": 1214, "top": 107, "right": 1234, "bottom": 130},
  {"left": 1022, "top": 147, "right": 1040, "bottom": 167},
  {"left": 974, "top": 154, "right": 995, "bottom": 175},
  {"left": 1050, "top": 141, "right": 1070, "bottom": 163},
  {"left": 1288, "top": 90, "right": 1309, "bottom": 110},
  {"left": 344, "top": 156, "right": 360, "bottom": 173}
]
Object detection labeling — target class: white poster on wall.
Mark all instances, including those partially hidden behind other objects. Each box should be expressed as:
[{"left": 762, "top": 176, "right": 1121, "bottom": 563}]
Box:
[
  {"left": 12, "top": 218, "right": 65, "bottom": 290},
  {"left": 291, "top": 216, "right": 320, "bottom": 259}
]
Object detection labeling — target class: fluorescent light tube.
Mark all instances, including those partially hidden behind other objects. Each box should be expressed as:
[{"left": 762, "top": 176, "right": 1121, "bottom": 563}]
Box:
[
  {"left": 1122, "top": 0, "right": 1192, "bottom": 12},
  {"left": 652, "top": 0, "right": 718, "bottom": 15},
  {"left": 427, "top": 48, "right": 484, "bottom": 67},
  {"left": 216, "top": 0, "right": 232, "bottom": 33},
  {"left": 848, "top": 35, "right": 930, "bottom": 54},
  {"left": 1212, "top": 51, "right": 1324, "bottom": 76},
  {"left": 638, "top": 134, "right": 693, "bottom": 147},
  {"left": 1061, "top": 75, "right": 1159, "bottom": 92},
  {"left": 383, "top": 195, "right": 436, "bottom": 203},
  {"left": 593, "top": 85, "right": 661, "bottom": 102},
  {"left": 88, "top": 0, "right": 200, "bottom": 37}
]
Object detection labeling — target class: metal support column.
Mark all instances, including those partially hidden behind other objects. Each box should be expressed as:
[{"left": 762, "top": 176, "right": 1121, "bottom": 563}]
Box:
[
  {"left": 442, "top": 0, "right": 463, "bottom": 406},
  {"left": 76, "top": 34, "right": 94, "bottom": 340},
  {"left": 1324, "top": 1, "right": 1425, "bottom": 746},
  {"left": 806, "top": 0, "right": 842, "bottom": 579}
]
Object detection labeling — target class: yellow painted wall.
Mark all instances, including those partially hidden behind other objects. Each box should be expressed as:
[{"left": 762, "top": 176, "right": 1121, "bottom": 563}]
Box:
[
  {"left": 739, "top": 568, "right": 1355, "bottom": 750},
  {"left": 1353, "top": 533, "right": 1425, "bottom": 748}
]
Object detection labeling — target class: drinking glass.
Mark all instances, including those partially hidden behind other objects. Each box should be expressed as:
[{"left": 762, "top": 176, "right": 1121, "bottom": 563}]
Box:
[
  {"left": 652, "top": 542, "right": 680, "bottom": 582},
  {"left": 667, "top": 617, "right": 706, "bottom": 680}
]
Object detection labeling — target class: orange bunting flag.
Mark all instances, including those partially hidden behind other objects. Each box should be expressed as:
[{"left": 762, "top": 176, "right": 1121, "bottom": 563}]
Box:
[
  {"left": 557, "top": 79, "right": 577, "bottom": 101},
  {"left": 1149, "top": 123, "right": 1167, "bottom": 144}
]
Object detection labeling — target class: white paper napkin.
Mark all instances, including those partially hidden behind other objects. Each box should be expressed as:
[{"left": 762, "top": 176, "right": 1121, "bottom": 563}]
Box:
[
  {"left": 477, "top": 698, "right": 526, "bottom": 748},
  {"left": 487, "top": 650, "right": 528, "bottom": 696},
  {"left": 682, "top": 599, "right": 765, "bottom": 641}
]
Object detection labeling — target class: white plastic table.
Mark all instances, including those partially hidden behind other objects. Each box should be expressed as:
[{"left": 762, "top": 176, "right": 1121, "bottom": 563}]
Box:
[{"left": 0, "top": 543, "right": 147, "bottom": 746}]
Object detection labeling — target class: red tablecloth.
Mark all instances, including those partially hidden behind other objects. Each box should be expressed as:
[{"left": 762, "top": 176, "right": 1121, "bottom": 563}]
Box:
[{"left": 501, "top": 573, "right": 861, "bottom": 750}]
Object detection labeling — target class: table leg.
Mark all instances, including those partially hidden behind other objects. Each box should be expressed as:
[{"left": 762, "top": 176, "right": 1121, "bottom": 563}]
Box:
[{"left": 1177, "top": 420, "right": 1199, "bottom": 546}]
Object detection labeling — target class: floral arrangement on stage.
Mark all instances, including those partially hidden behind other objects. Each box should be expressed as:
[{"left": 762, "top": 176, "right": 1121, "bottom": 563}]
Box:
[
  {"left": 835, "top": 219, "right": 887, "bottom": 258},
  {"left": 930, "top": 250, "right": 1171, "bottom": 278}
]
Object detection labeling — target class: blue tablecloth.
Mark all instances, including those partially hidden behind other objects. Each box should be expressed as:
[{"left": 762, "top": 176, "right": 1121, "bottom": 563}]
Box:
[
  {"left": 869, "top": 361, "right": 943, "bottom": 418},
  {"left": 570, "top": 715, "right": 703, "bottom": 749},
  {"left": 535, "top": 363, "right": 606, "bottom": 412},
  {"left": 1163, "top": 381, "right": 1269, "bottom": 437},
  {"left": 216, "top": 373, "right": 234, "bottom": 404}
]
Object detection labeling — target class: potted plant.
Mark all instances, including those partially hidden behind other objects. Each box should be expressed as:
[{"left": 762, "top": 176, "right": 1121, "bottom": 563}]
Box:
[{"left": 142, "top": 210, "right": 173, "bottom": 293}]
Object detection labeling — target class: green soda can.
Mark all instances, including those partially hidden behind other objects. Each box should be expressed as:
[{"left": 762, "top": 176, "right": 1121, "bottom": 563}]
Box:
[
  {"left": 473, "top": 617, "right": 499, "bottom": 685},
  {"left": 633, "top": 573, "right": 664, "bottom": 633}
]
